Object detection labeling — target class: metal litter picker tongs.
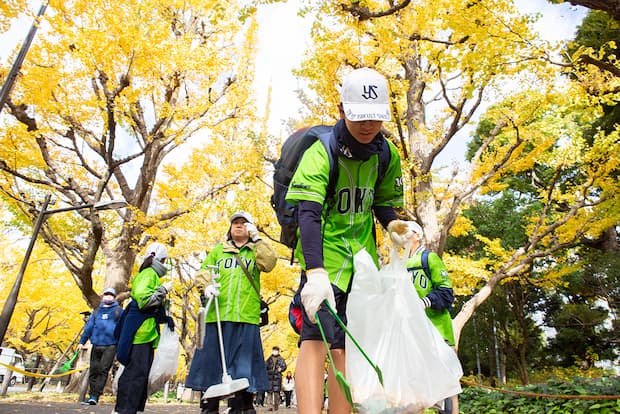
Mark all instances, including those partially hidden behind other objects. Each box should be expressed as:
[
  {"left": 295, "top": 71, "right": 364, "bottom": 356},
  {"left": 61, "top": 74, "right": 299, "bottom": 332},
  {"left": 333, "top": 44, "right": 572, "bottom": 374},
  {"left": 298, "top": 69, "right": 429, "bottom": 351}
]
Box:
[{"left": 201, "top": 286, "right": 249, "bottom": 399}]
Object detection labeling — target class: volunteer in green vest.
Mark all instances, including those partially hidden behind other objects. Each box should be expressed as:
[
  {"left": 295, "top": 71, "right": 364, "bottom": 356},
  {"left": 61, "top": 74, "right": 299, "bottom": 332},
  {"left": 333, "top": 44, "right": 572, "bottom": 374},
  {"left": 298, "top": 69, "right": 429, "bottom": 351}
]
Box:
[
  {"left": 186, "top": 211, "right": 277, "bottom": 414},
  {"left": 405, "top": 221, "right": 458, "bottom": 414},
  {"left": 114, "top": 242, "right": 174, "bottom": 414}
]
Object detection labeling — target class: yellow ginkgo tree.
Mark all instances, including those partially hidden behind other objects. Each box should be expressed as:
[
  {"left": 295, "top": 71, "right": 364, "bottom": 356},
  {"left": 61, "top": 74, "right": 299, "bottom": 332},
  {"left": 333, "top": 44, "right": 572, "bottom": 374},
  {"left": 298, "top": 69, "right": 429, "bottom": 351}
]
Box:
[
  {"left": 0, "top": 239, "right": 86, "bottom": 371},
  {"left": 0, "top": 0, "right": 25, "bottom": 33},
  {"left": 291, "top": 0, "right": 620, "bottom": 346},
  {"left": 0, "top": 0, "right": 261, "bottom": 308}
]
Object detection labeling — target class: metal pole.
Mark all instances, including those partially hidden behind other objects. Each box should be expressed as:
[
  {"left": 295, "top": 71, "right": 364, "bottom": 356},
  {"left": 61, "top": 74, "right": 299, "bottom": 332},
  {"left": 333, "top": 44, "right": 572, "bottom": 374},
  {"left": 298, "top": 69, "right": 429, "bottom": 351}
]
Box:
[
  {"left": 0, "top": 1, "right": 49, "bottom": 114},
  {"left": 473, "top": 316, "right": 482, "bottom": 383},
  {"left": 491, "top": 307, "right": 502, "bottom": 384},
  {"left": 0, "top": 194, "right": 51, "bottom": 345}
]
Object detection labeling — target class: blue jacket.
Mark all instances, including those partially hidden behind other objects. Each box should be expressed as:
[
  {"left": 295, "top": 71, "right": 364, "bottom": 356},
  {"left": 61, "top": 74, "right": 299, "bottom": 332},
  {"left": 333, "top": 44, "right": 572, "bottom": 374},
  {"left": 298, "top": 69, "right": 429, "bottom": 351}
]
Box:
[{"left": 79, "top": 302, "right": 122, "bottom": 346}]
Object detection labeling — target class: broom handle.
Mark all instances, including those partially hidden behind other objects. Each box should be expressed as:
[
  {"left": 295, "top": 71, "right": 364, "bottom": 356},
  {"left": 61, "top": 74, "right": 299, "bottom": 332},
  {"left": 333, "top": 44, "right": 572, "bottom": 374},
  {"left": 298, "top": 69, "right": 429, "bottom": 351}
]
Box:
[
  {"left": 198, "top": 296, "right": 214, "bottom": 349},
  {"left": 204, "top": 295, "right": 214, "bottom": 314},
  {"left": 213, "top": 296, "right": 230, "bottom": 379}
]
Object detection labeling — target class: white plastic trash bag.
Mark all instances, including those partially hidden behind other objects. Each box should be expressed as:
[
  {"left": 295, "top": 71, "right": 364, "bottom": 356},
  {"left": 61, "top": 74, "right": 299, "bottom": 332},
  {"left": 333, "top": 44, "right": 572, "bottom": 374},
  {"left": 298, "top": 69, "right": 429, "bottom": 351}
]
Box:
[
  {"left": 148, "top": 324, "right": 179, "bottom": 394},
  {"left": 196, "top": 306, "right": 206, "bottom": 349},
  {"left": 112, "top": 364, "right": 124, "bottom": 395},
  {"left": 346, "top": 248, "right": 463, "bottom": 414}
]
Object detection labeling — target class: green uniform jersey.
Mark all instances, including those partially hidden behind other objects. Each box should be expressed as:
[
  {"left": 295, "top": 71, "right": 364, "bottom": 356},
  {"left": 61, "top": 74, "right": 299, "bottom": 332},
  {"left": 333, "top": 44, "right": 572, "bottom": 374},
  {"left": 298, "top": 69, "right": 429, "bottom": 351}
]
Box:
[
  {"left": 285, "top": 137, "right": 403, "bottom": 292},
  {"left": 130, "top": 267, "right": 163, "bottom": 346},
  {"left": 202, "top": 239, "right": 276, "bottom": 324},
  {"left": 406, "top": 247, "right": 455, "bottom": 346}
]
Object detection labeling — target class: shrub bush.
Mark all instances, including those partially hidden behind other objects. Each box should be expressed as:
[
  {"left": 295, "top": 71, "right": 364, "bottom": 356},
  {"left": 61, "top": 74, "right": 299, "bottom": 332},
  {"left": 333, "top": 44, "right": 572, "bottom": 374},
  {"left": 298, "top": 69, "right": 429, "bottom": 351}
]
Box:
[{"left": 459, "top": 376, "right": 620, "bottom": 413}]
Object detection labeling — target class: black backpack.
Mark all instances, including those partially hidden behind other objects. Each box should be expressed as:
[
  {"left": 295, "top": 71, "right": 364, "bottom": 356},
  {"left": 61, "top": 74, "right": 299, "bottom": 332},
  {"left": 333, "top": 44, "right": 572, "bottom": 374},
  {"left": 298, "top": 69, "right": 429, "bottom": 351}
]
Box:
[{"left": 271, "top": 125, "right": 391, "bottom": 255}]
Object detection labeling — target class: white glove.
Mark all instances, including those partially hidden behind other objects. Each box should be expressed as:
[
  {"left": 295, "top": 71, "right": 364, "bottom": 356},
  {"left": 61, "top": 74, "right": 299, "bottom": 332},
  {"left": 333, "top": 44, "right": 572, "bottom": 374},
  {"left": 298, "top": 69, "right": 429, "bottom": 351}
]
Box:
[
  {"left": 204, "top": 283, "right": 220, "bottom": 300},
  {"left": 387, "top": 220, "right": 413, "bottom": 248},
  {"left": 421, "top": 296, "right": 431, "bottom": 309},
  {"left": 244, "top": 222, "right": 260, "bottom": 242},
  {"left": 162, "top": 281, "right": 173, "bottom": 293},
  {"left": 301, "top": 268, "right": 336, "bottom": 324}
]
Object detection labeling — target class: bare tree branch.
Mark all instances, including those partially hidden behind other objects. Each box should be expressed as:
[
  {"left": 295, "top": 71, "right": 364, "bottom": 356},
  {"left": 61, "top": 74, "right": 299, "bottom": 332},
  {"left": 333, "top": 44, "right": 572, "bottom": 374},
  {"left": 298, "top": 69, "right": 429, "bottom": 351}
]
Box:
[{"left": 340, "top": 0, "right": 412, "bottom": 20}]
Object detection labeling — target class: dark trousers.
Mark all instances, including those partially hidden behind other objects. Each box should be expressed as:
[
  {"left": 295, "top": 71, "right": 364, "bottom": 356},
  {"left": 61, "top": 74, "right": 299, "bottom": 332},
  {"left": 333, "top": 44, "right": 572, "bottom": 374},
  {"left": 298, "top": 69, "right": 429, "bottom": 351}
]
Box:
[
  {"left": 268, "top": 391, "right": 280, "bottom": 410},
  {"left": 283, "top": 390, "right": 292, "bottom": 407},
  {"left": 201, "top": 391, "right": 254, "bottom": 413},
  {"left": 255, "top": 391, "right": 265, "bottom": 406},
  {"left": 89, "top": 345, "right": 117, "bottom": 398},
  {"left": 115, "top": 342, "right": 154, "bottom": 414}
]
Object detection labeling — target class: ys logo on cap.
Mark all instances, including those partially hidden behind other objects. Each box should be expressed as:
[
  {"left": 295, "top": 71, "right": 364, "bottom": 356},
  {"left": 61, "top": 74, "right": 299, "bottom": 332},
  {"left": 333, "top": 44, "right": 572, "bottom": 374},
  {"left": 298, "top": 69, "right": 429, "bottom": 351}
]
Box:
[{"left": 362, "top": 84, "right": 379, "bottom": 100}]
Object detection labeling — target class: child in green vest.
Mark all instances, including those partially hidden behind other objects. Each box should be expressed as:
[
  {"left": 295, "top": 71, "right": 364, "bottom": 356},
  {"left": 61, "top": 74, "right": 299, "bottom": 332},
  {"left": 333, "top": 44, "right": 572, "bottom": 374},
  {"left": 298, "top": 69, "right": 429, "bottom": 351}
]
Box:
[{"left": 405, "top": 221, "right": 458, "bottom": 414}]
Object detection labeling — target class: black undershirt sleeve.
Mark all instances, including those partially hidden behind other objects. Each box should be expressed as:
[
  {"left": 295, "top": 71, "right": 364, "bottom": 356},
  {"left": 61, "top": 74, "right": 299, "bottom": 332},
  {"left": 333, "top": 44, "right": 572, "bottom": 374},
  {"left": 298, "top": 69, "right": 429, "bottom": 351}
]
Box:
[
  {"left": 373, "top": 205, "right": 397, "bottom": 229},
  {"left": 298, "top": 200, "right": 324, "bottom": 270}
]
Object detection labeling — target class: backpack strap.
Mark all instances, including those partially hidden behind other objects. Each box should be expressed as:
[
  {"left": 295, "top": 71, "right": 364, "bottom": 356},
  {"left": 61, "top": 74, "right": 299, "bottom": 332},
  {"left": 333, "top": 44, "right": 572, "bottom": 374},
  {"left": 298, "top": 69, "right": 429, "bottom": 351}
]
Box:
[
  {"left": 409, "top": 249, "right": 432, "bottom": 281},
  {"left": 376, "top": 136, "right": 391, "bottom": 186},
  {"left": 421, "top": 249, "right": 431, "bottom": 280},
  {"left": 317, "top": 131, "right": 341, "bottom": 246},
  {"left": 233, "top": 253, "right": 261, "bottom": 297},
  {"left": 317, "top": 131, "right": 338, "bottom": 200}
]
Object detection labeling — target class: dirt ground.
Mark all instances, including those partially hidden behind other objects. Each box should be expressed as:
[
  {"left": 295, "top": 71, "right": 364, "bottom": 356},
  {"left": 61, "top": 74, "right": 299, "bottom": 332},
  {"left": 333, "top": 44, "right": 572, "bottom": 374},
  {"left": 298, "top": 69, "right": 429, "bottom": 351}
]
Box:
[{"left": 0, "top": 394, "right": 298, "bottom": 413}]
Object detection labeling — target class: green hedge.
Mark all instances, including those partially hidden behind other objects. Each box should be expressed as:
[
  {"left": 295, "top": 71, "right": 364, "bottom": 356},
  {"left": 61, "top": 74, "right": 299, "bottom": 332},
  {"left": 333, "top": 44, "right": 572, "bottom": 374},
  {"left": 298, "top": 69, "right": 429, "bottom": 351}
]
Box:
[{"left": 459, "top": 376, "right": 620, "bottom": 413}]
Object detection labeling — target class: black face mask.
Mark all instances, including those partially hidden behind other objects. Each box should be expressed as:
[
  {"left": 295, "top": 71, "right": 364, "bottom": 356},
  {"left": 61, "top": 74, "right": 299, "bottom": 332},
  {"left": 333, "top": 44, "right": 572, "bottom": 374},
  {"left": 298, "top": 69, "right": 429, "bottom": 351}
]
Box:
[{"left": 334, "top": 119, "right": 384, "bottom": 161}]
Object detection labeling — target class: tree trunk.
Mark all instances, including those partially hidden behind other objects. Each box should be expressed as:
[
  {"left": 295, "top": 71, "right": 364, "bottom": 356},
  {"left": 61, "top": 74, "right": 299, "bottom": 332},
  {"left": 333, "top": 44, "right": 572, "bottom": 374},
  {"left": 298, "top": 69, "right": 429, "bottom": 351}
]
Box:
[
  {"left": 517, "top": 346, "right": 529, "bottom": 385},
  {"left": 568, "top": 0, "right": 620, "bottom": 21},
  {"left": 453, "top": 283, "right": 496, "bottom": 348},
  {"left": 26, "top": 353, "right": 41, "bottom": 391}
]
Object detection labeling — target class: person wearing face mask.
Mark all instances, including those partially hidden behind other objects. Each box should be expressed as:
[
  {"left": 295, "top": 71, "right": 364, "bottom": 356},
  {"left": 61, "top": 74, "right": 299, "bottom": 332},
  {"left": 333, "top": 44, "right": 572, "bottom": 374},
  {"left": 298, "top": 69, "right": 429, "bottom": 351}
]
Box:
[
  {"left": 113, "top": 242, "right": 175, "bottom": 414},
  {"left": 186, "top": 211, "right": 277, "bottom": 414},
  {"left": 78, "top": 287, "right": 123, "bottom": 405},
  {"left": 265, "top": 346, "right": 287, "bottom": 411}
]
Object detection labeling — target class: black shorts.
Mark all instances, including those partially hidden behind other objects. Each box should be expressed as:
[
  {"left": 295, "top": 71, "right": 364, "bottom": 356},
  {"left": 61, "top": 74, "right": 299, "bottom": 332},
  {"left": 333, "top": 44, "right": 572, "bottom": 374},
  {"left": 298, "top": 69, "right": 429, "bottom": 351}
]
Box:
[{"left": 298, "top": 271, "right": 348, "bottom": 349}]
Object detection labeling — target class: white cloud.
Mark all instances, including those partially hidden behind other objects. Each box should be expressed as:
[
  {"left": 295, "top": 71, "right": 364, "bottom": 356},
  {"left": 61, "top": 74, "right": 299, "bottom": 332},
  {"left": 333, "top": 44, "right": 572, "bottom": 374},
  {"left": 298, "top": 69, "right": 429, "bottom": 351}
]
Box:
[
  {"left": 254, "top": 2, "right": 312, "bottom": 139},
  {"left": 514, "top": 0, "right": 587, "bottom": 43}
]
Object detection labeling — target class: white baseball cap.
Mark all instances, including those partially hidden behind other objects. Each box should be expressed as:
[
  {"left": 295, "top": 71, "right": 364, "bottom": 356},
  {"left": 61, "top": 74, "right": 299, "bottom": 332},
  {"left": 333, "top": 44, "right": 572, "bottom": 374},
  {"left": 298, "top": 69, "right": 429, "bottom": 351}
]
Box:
[
  {"left": 145, "top": 242, "right": 168, "bottom": 262},
  {"left": 407, "top": 221, "right": 424, "bottom": 236},
  {"left": 230, "top": 211, "right": 254, "bottom": 224},
  {"left": 341, "top": 68, "right": 391, "bottom": 122}
]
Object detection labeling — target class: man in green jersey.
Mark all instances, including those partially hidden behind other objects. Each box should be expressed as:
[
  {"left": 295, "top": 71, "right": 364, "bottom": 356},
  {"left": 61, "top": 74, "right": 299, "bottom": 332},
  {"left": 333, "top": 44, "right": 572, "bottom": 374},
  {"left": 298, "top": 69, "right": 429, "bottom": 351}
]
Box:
[
  {"left": 405, "top": 221, "right": 458, "bottom": 414},
  {"left": 285, "top": 67, "right": 411, "bottom": 414}
]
